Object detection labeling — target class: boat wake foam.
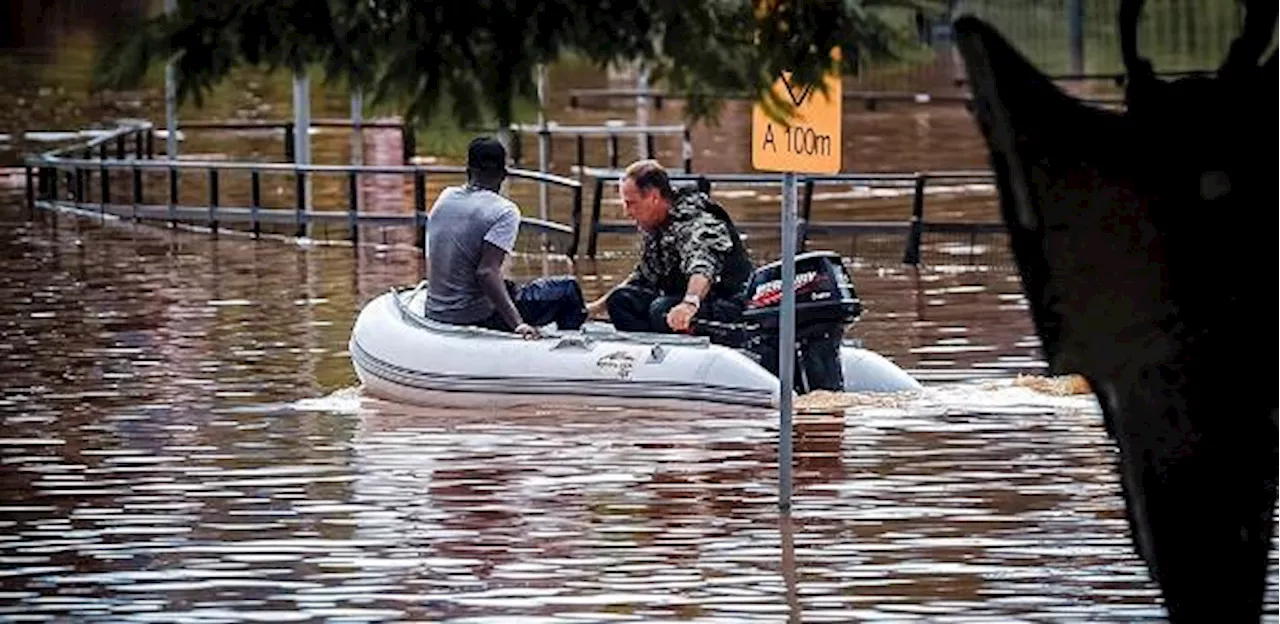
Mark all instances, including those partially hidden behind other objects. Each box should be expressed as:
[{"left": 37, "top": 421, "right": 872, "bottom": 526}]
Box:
[
  {"left": 294, "top": 376, "right": 1098, "bottom": 419},
  {"left": 793, "top": 375, "right": 1100, "bottom": 417},
  {"left": 292, "top": 385, "right": 370, "bottom": 414}
]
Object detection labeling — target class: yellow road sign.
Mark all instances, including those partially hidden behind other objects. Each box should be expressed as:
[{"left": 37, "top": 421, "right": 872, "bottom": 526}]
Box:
[{"left": 751, "top": 64, "right": 842, "bottom": 174}]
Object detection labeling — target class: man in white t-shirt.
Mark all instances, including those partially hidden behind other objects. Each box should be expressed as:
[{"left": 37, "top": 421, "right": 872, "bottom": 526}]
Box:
[{"left": 424, "top": 137, "right": 586, "bottom": 338}]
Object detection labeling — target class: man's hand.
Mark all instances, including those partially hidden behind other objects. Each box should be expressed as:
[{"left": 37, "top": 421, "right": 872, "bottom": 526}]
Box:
[
  {"left": 585, "top": 297, "right": 608, "bottom": 320},
  {"left": 514, "top": 323, "right": 540, "bottom": 339},
  {"left": 666, "top": 302, "right": 698, "bottom": 333}
]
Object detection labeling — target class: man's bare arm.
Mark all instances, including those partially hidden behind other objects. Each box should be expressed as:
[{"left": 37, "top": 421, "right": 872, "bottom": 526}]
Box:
[
  {"left": 475, "top": 241, "right": 524, "bottom": 331},
  {"left": 684, "top": 274, "right": 711, "bottom": 300}
]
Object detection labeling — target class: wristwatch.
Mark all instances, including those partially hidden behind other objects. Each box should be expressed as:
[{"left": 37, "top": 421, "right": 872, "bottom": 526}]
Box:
[{"left": 681, "top": 293, "right": 701, "bottom": 311}]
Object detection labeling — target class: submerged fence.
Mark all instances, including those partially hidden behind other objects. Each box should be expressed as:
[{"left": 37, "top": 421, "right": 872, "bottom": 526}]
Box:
[
  {"left": 579, "top": 167, "right": 1004, "bottom": 265},
  {"left": 25, "top": 121, "right": 585, "bottom": 254},
  {"left": 24, "top": 120, "right": 1013, "bottom": 266}
]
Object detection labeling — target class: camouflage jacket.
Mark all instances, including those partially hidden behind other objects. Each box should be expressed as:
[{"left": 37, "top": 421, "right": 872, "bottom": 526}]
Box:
[{"left": 626, "top": 189, "right": 754, "bottom": 299}]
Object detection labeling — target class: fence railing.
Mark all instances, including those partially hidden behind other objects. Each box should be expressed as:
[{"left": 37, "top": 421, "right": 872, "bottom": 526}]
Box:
[
  {"left": 507, "top": 122, "right": 693, "bottom": 173},
  {"left": 26, "top": 121, "right": 587, "bottom": 256},
  {"left": 951, "top": 68, "right": 1214, "bottom": 88},
  {"left": 179, "top": 118, "right": 695, "bottom": 175},
  {"left": 581, "top": 167, "right": 1003, "bottom": 265},
  {"left": 180, "top": 118, "right": 417, "bottom": 164},
  {"left": 567, "top": 88, "right": 1125, "bottom": 111},
  {"left": 25, "top": 120, "right": 1011, "bottom": 265}
]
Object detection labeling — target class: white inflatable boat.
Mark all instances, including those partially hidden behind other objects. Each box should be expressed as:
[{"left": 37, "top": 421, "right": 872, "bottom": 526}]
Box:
[{"left": 349, "top": 282, "right": 922, "bottom": 409}]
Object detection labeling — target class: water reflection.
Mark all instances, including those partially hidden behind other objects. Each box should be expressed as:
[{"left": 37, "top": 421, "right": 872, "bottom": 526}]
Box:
[{"left": 1, "top": 373, "right": 1211, "bottom": 621}]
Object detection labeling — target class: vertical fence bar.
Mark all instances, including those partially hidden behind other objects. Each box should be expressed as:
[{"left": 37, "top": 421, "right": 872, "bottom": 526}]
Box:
[
  {"left": 250, "top": 170, "right": 262, "bottom": 239},
  {"left": 284, "top": 123, "right": 296, "bottom": 162},
  {"left": 798, "top": 178, "right": 815, "bottom": 252},
  {"left": 575, "top": 135, "right": 586, "bottom": 178},
  {"left": 99, "top": 161, "right": 110, "bottom": 214},
  {"left": 168, "top": 165, "right": 179, "bottom": 227},
  {"left": 402, "top": 123, "right": 417, "bottom": 165},
  {"left": 644, "top": 133, "right": 655, "bottom": 160},
  {"left": 587, "top": 177, "right": 605, "bottom": 257},
  {"left": 682, "top": 126, "right": 693, "bottom": 172},
  {"left": 607, "top": 134, "right": 619, "bottom": 168},
  {"left": 131, "top": 164, "right": 142, "bottom": 221},
  {"left": 76, "top": 152, "right": 86, "bottom": 202},
  {"left": 347, "top": 170, "right": 359, "bottom": 244},
  {"left": 414, "top": 170, "right": 427, "bottom": 249},
  {"left": 116, "top": 135, "right": 126, "bottom": 160},
  {"left": 510, "top": 131, "right": 523, "bottom": 167},
  {"left": 567, "top": 184, "right": 583, "bottom": 258},
  {"left": 208, "top": 168, "right": 219, "bottom": 235},
  {"left": 146, "top": 129, "right": 155, "bottom": 159},
  {"left": 134, "top": 131, "right": 144, "bottom": 159},
  {"left": 24, "top": 166, "right": 34, "bottom": 214},
  {"left": 902, "top": 174, "right": 928, "bottom": 265},
  {"left": 294, "top": 170, "right": 307, "bottom": 238}
]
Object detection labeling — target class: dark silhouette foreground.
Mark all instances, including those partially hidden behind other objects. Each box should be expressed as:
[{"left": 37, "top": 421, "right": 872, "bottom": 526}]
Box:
[{"left": 952, "top": 1, "right": 1277, "bottom": 620}]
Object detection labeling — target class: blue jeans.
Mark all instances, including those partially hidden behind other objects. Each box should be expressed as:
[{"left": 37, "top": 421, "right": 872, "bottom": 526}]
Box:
[{"left": 476, "top": 276, "right": 588, "bottom": 332}]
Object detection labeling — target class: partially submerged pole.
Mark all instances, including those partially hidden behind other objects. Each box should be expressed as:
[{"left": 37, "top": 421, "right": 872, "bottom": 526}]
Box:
[
  {"left": 536, "top": 64, "right": 549, "bottom": 221},
  {"left": 293, "top": 72, "right": 312, "bottom": 167},
  {"left": 635, "top": 62, "right": 650, "bottom": 158},
  {"left": 1067, "top": 0, "right": 1085, "bottom": 75},
  {"left": 164, "top": 0, "right": 177, "bottom": 160},
  {"left": 350, "top": 87, "right": 364, "bottom": 166},
  {"left": 293, "top": 71, "right": 312, "bottom": 236}
]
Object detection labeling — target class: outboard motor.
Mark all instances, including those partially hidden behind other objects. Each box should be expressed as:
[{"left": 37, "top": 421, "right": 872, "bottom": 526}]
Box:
[{"left": 739, "top": 251, "right": 863, "bottom": 393}]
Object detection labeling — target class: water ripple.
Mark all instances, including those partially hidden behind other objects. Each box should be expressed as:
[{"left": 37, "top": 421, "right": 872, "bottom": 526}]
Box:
[{"left": 0, "top": 202, "right": 1273, "bottom": 622}]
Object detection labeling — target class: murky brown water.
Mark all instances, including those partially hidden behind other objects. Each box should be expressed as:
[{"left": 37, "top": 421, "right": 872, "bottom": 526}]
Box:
[
  {"left": 2, "top": 2, "right": 1277, "bottom": 621},
  {"left": 2, "top": 197, "right": 1276, "bottom": 621}
]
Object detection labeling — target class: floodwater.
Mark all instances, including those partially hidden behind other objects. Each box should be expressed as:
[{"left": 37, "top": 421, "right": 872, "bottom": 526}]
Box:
[
  {"left": 5, "top": 202, "right": 1271, "bottom": 623},
  {"left": 1, "top": 2, "right": 1277, "bottom": 622}
]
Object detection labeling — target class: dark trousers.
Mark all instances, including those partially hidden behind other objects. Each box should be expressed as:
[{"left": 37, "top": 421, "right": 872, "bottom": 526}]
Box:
[
  {"left": 605, "top": 285, "right": 743, "bottom": 342},
  {"left": 606, "top": 285, "right": 845, "bottom": 392},
  {"left": 476, "top": 275, "right": 588, "bottom": 332}
]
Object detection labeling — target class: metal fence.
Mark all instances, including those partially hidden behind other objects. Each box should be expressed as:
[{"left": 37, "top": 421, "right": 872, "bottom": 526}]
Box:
[
  {"left": 25, "top": 121, "right": 586, "bottom": 255},
  {"left": 25, "top": 120, "right": 1015, "bottom": 266},
  {"left": 580, "top": 167, "right": 1004, "bottom": 265}
]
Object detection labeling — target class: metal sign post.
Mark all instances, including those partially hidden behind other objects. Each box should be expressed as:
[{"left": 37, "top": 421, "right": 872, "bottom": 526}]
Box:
[
  {"left": 778, "top": 170, "right": 798, "bottom": 508},
  {"left": 751, "top": 49, "right": 843, "bottom": 511}
]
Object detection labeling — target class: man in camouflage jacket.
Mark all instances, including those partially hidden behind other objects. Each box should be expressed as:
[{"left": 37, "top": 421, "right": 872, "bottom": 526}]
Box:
[{"left": 585, "top": 160, "right": 755, "bottom": 338}]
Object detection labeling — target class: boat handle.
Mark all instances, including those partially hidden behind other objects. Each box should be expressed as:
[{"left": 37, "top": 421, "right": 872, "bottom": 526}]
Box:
[
  {"left": 552, "top": 336, "right": 595, "bottom": 351},
  {"left": 646, "top": 344, "right": 668, "bottom": 364}
]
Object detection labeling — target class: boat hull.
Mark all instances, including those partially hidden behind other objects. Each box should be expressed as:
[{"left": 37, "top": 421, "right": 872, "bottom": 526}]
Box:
[{"left": 349, "top": 286, "right": 921, "bottom": 409}]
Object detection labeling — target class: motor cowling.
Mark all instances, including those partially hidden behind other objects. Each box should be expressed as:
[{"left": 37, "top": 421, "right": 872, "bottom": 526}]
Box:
[
  {"left": 739, "top": 251, "right": 863, "bottom": 393},
  {"left": 741, "top": 251, "right": 863, "bottom": 329}
]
